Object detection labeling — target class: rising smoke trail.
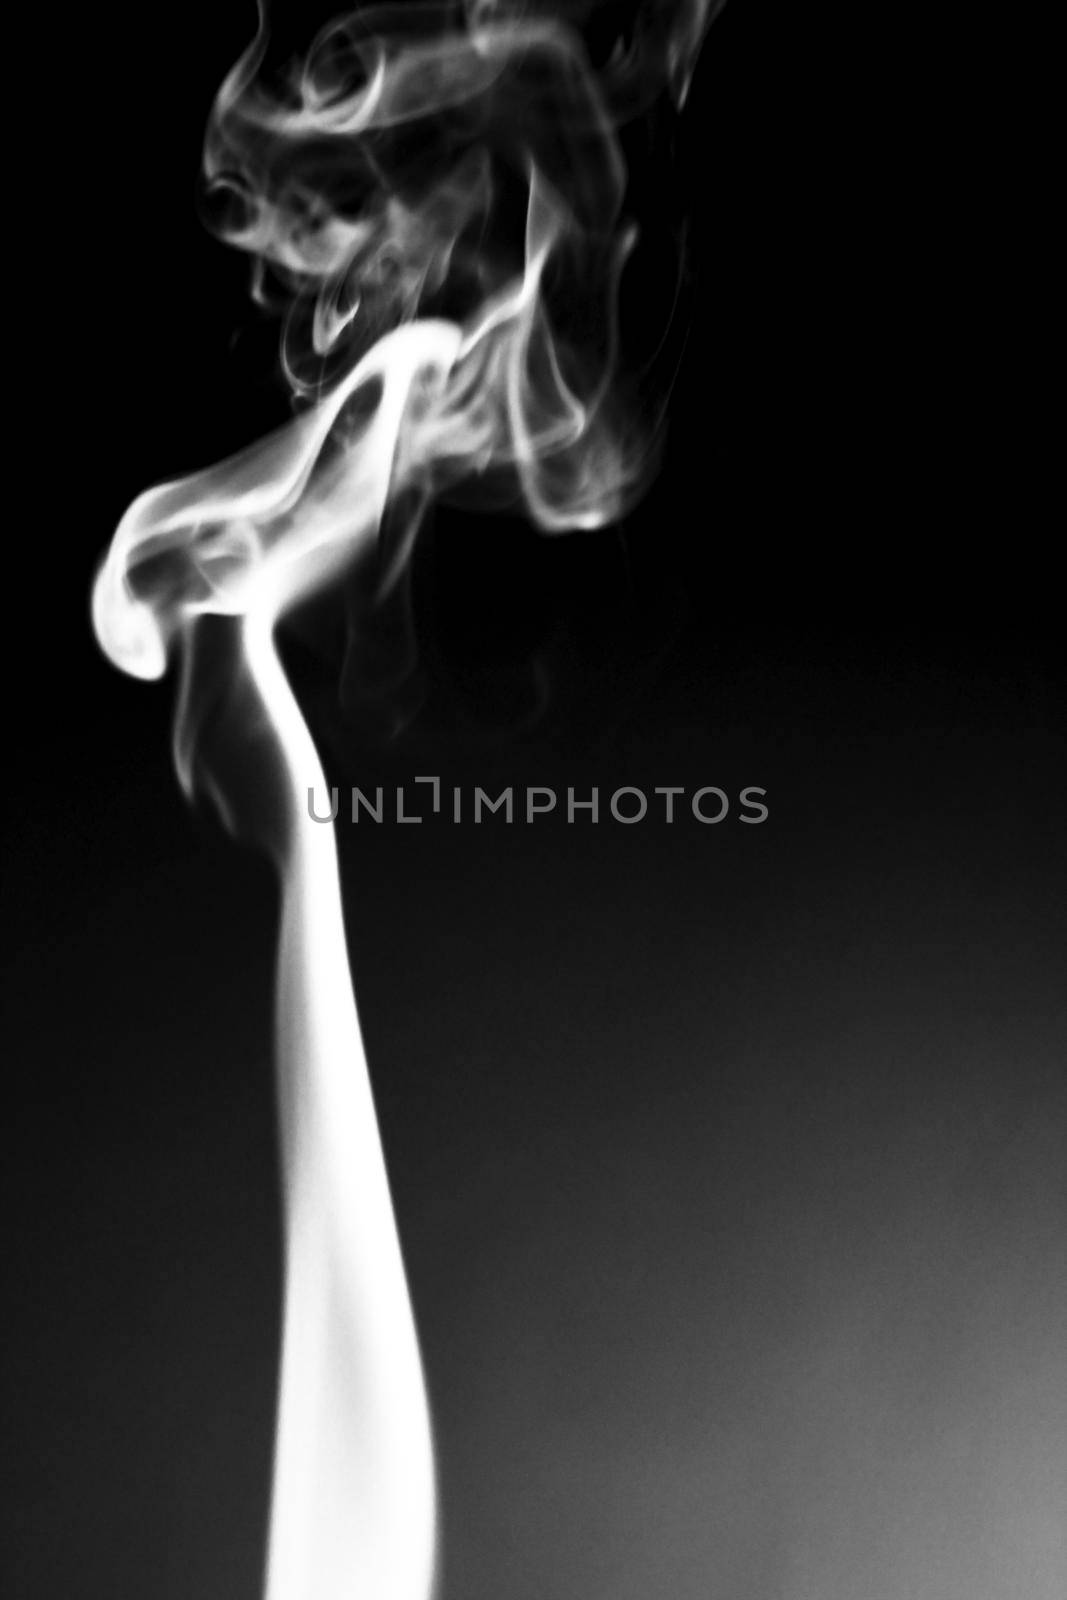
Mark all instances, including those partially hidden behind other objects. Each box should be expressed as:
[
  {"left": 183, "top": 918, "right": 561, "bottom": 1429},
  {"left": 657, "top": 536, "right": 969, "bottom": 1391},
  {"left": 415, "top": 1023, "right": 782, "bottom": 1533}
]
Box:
[{"left": 91, "top": 3, "right": 723, "bottom": 1595}]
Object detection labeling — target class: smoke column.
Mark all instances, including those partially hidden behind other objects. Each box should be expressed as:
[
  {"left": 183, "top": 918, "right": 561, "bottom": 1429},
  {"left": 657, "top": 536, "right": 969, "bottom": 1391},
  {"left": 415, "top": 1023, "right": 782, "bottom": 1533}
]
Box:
[{"left": 91, "top": 2, "right": 723, "bottom": 1595}]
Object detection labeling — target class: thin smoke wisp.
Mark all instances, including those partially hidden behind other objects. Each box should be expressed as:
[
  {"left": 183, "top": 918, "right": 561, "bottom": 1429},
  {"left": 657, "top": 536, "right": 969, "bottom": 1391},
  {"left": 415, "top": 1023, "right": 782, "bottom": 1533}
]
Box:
[{"left": 91, "top": 2, "right": 722, "bottom": 1596}]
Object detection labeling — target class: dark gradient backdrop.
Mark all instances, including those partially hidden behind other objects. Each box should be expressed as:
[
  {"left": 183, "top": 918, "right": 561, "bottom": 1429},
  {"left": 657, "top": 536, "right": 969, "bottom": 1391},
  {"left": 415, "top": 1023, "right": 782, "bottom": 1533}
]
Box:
[{"left": 6, "top": 4, "right": 1065, "bottom": 1599}]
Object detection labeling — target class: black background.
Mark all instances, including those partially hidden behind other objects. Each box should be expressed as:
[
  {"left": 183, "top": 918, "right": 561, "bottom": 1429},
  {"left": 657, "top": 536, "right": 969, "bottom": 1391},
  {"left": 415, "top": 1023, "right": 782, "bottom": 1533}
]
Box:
[{"left": 6, "top": 4, "right": 1065, "bottom": 1598}]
